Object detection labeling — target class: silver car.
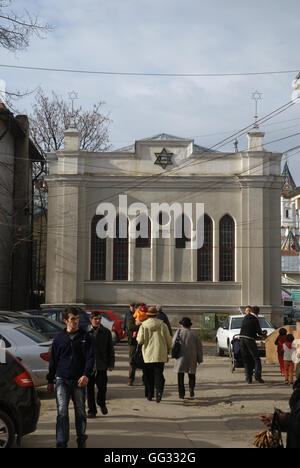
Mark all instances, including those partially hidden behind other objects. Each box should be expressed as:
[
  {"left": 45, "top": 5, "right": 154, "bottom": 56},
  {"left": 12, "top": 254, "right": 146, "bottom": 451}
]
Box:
[{"left": 0, "top": 323, "right": 51, "bottom": 387}]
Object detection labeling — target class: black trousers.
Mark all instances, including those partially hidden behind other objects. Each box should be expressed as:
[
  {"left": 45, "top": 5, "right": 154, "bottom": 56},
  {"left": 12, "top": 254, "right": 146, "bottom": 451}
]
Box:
[
  {"left": 143, "top": 362, "right": 165, "bottom": 398},
  {"left": 128, "top": 344, "right": 136, "bottom": 381},
  {"left": 87, "top": 370, "right": 108, "bottom": 414},
  {"left": 240, "top": 338, "right": 262, "bottom": 382},
  {"left": 177, "top": 373, "right": 196, "bottom": 397}
]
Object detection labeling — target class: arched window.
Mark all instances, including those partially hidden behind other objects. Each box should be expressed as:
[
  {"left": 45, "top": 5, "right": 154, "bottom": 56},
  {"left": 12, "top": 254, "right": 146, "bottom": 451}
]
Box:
[
  {"left": 136, "top": 214, "right": 151, "bottom": 248},
  {"left": 90, "top": 215, "right": 106, "bottom": 280},
  {"left": 219, "top": 215, "right": 235, "bottom": 281},
  {"left": 175, "top": 214, "right": 191, "bottom": 249},
  {"left": 197, "top": 214, "right": 213, "bottom": 281},
  {"left": 113, "top": 215, "right": 128, "bottom": 280}
]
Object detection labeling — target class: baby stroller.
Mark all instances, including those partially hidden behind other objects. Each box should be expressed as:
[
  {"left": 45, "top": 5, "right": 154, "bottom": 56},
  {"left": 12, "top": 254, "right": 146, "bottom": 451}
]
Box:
[{"left": 230, "top": 335, "right": 244, "bottom": 373}]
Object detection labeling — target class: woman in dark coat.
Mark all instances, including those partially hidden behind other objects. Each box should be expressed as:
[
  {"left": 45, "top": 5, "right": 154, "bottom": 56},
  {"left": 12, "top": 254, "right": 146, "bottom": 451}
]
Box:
[{"left": 172, "top": 317, "right": 203, "bottom": 399}]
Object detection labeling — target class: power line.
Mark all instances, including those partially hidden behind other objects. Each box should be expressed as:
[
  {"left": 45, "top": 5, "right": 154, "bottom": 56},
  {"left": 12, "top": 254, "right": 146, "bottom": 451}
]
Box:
[{"left": 0, "top": 63, "right": 299, "bottom": 77}]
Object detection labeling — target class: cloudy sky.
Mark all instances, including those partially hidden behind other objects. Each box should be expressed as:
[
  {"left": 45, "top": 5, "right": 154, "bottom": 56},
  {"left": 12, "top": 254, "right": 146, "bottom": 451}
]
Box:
[{"left": 2, "top": 0, "right": 300, "bottom": 182}]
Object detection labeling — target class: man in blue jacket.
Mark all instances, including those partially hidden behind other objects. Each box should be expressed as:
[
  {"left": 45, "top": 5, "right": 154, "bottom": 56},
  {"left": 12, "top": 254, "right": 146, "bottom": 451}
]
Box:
[{"left": 47, "top": 307, "right": 95, "bottom": 448}]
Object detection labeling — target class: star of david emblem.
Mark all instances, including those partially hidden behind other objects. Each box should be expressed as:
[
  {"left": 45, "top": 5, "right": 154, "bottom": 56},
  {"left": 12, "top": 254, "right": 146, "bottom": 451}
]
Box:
[{"left": 154, "top": 148, "right": 174, "bottom": 169}]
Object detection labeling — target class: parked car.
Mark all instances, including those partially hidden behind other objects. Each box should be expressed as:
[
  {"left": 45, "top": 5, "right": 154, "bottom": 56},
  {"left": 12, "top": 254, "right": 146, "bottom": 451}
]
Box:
[
  {"left": 292, "top": 310, "right": 300, "bottom": 325},
  {"left": 0, "top": 323, "right": 52, "bottom": 387},
  {"left": 284, "top": 306, "right": 295, "bottom": 325},
  {"left": 0, "top": 311, "right": 30, "bottom": 321},
  {"left": 0, "top": 312, "right": 65, "bottom": 339},
  {"left": 87, "top": 309, "right": 125, "bottom": 343},
  {"left": 0, "top": 349, "right": 40, "bottom": 448},
  {"left": 216, "top": 314, "right": 275, "bottom": 356},
  {"left": 26, "top": 308, "right": 91, "bottom": 329}
]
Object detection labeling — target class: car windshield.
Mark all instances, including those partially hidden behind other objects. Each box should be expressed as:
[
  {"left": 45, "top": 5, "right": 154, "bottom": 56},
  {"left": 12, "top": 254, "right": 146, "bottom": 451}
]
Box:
[
  {"left": 231, "top": 316, "right": 273, "bottom": 330},
  {"left": 15, "top": 325, "right": 48, "bottom": 343},
  {"left": 17, "top": 317, "right": 63, "bottom": 333}
]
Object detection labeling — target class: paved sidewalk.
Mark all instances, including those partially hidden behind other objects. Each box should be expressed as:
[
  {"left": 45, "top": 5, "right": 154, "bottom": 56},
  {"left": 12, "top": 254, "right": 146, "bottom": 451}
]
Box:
[{"left": 22, "top": 342, "right": 292, "bottom": 449}]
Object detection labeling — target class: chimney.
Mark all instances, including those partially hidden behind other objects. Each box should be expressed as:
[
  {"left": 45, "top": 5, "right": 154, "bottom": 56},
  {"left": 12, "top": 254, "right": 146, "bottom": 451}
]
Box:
[{"left": 247, "top": 131, "right": 265, "bottom": 151}]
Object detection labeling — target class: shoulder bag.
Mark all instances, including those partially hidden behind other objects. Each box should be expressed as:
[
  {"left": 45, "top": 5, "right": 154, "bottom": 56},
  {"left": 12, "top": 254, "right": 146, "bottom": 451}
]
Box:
[{"left": 171, "top": 330, "right": 182, "bottom": 359}]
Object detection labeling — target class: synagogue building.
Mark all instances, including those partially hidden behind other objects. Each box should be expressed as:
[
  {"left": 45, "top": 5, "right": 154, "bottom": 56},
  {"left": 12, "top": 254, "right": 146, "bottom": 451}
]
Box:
[{"left": 45, "top": 127, "right": 283, "bottom": 326}]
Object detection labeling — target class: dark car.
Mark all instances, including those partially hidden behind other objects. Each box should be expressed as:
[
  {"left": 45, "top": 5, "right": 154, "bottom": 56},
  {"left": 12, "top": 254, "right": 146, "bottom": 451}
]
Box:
[
  {"left": 0, "top": 349, "right": 40, "bottom": 448},
  {"left": 284, "top": 306, "right": 294, "bottom": 325},
  {"left": 26, "top": 308, "right": 91, "bottom": 328},
  {"left": 0, "top": 312, "right": 65, "bottom": 339}
]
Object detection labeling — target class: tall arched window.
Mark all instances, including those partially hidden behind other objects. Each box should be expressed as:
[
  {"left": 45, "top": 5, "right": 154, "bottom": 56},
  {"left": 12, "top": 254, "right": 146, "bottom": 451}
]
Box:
[
  {"left": 219, "top": 214, "right": 235, "bottom": 281},
  {"left": 113, "top": 215, "right": 128, "bottom": 280},
  {"left": 90, "top": 215, "right": 106, "bottom": 280},
  {"left": 175, "top": 214, "right": 191, "bottom": 249},
  {"left": 136, "top": 214, "right": 151, "bottom": 248},
  {"left": 197, "top": 214, "right": 213, "bottom": 281}
]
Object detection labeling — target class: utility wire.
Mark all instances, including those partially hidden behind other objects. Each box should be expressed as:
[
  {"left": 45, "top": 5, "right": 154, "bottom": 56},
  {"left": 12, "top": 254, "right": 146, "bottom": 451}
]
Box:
[{"left": 0, "top": 63, "right": 299, "bottom": 77}]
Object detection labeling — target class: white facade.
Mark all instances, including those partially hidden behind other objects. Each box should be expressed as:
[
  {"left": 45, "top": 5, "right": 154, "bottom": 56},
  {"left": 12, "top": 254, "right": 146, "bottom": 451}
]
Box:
[{"left": 45, "top": 129, "right": 283, "bottom": 326}]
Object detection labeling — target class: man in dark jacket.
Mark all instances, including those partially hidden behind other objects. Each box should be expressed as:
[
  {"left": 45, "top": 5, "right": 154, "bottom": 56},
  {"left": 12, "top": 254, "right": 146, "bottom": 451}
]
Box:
[
  {"left": 239, "top": 306, "right": 266, "bottom": 384},
  {"left": 47, "top": 307, "right": 95, "bottom": 448},
  {"left": 86, "top": 311, "right": 115, "bottom": 417}
]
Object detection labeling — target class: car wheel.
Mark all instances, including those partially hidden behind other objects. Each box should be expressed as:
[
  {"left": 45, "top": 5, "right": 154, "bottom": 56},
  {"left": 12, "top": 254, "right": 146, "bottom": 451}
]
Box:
[
  {"left": 0, "top": 410, "right": 15, "bottom": 448},
  {"left": 111, "top": 331, "right": 119, "bottom": 344},
  {"left": 216, "top": 340, "right": 224, "bottom": 357}
]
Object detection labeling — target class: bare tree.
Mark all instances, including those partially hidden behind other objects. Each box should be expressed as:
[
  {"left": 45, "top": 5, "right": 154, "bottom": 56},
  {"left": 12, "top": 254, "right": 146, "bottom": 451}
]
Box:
[
  {"left": 29, "top": 89, "right": 112, "bottom": 154},
  {"left": 0, "top": 0, "right": 51, "bottom": 51}
]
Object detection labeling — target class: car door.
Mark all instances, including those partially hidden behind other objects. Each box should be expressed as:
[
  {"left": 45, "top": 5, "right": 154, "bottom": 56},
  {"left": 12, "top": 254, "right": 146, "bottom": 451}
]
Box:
[
  {"left": 218, "top": 317, "right": 230, "bottom": 350},
  {"left": 1, "top": 326, "right": 51, "bottom": 387}
]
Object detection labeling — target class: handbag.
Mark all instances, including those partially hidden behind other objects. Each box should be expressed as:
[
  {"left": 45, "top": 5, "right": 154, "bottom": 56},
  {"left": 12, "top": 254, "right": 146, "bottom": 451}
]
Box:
[
  {"left": 253, "top": 410, "right": 284, "bottom": 449},
  {"left": 171, "top": 330, "right": 181, "bottom": 359},
  {"left": 129, "top": 344, "right": 144, "bottom": 369}
]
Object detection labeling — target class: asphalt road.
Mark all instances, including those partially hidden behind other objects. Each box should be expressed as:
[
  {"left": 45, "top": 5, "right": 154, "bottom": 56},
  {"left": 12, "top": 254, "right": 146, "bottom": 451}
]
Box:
[{"left": 21, "top": 342, "right": 293, "bottom": 449}]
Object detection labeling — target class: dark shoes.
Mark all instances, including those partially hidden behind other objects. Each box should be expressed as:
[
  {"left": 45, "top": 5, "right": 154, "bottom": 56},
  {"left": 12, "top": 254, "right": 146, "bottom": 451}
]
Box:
[
  {"left": 87, "top": 412, "right": 97, "bottom": 419},
  {"left": 77, "top": 439, "right": 86, "bottom": 449},
  {"left": 100, "top": 405, "right": 108, "bottom": 415},
  {"left": 190, "top": 389, "right": 195, "bottom": 398},
  {"left": 255, "top": 378, "right": 265, "bottom": 384},
  {"left": 156, "top": 393, "right": 162, "bottom": 403}
]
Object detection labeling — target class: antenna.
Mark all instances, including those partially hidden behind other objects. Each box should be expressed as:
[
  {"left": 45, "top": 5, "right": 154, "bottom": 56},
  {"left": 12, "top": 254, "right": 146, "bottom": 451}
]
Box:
[{"left": 251, "top": 90, "right": 262, "bottom": 129}]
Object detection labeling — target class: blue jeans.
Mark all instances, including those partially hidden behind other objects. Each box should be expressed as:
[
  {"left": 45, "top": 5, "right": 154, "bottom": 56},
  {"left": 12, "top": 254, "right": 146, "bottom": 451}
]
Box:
[{"left": 55, "top": 377, "right": 87, "bottom": 447}]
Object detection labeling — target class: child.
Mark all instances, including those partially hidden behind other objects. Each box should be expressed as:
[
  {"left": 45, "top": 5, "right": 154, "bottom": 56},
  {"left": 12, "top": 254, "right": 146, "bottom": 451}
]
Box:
[
  {"left": 283, "top": 334, "right": 296, "bottom": 385},
  {"left": 133, "top": 303, "right": 148, "bottom": 325},
  {"left": 275, "top": 328, "right": 287, "bottom": 376}
]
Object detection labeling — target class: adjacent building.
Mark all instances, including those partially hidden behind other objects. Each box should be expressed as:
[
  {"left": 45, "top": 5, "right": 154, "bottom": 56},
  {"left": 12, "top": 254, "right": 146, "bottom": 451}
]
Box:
[
  {"left": 0, "top": 104, "right": 43, "bottom": 310},
  {"left": 281, "top": 161, "right": 300, "bottom": 305}
]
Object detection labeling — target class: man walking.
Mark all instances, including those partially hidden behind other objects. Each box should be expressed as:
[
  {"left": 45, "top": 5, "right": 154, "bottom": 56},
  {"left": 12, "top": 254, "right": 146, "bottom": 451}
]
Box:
[
  {"left": 239, "top": 306, "right": 266, "bottom": 384},
  {"left": 137, "top": 306, "right": 172, "bottom": 403},
  {"left": 47, "top": 307, "right": 95, "bottom": 448},
  {"left": 86, "top": 311, "right": 115, "bottom": 417},
  {"left": 123, "top": 302, "right": 136, "bottom": 335}
]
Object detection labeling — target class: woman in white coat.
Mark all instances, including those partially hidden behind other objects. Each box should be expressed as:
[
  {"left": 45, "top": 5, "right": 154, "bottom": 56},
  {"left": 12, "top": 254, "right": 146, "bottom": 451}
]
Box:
[{"left": 173, "top": 317, "right": 203, "bottom": 399}]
